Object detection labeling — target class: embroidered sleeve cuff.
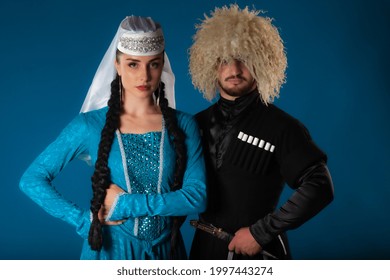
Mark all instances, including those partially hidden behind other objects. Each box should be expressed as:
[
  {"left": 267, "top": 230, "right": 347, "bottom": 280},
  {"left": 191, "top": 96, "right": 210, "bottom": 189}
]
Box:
[{"left": 105, "top": 192, "right": 127, "bottom": 222}]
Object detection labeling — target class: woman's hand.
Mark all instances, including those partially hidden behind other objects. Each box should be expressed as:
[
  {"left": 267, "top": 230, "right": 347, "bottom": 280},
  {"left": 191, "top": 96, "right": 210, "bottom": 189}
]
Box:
[{"left": 98, "top": 183, "right": 126, "bottom": 225}]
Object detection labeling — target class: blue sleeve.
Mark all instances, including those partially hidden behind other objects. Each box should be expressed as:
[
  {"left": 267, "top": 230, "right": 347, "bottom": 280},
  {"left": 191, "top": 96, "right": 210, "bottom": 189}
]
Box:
[
  {"left": 19, "top": 114, "right": 91, "bottom": 239},
  {"left": 107, "top": 113, "right": 207, "bottom": 220}
]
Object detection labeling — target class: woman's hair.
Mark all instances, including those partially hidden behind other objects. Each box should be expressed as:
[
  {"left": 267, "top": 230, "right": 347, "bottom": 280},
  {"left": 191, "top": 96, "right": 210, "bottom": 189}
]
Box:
[
  {"left": 155, "top": 82, "right": 187, "bottom": 259},
  {"left": 88, "top": 53, "right": 187, "bottom": 258},
  {"left": 88, "top": 73, "right": 121, "bottom": 251}
]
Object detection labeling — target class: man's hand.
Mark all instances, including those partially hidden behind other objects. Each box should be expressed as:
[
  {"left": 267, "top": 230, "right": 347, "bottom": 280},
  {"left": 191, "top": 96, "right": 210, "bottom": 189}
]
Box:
[
  {"left": 228, "top": 227, "right": 262, "bottom": 256},
  {"left": 98, "top": 183, "right": 126, "bottom": 225}
]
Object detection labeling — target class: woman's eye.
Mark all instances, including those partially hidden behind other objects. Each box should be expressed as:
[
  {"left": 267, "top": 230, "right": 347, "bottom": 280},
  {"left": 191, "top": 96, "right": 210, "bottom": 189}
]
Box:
[
  {"left": 128, "top": 62, "right": 137, "bottom": 68},
  {"left": 150, "top": 62, "right": 160, "bottom": 69}
]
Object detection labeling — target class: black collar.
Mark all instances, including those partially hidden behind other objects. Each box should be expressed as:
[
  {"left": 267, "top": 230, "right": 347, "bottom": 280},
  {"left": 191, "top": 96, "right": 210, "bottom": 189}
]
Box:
[{"left": 217, "top": 90, "right": 260, "bottom": 120}]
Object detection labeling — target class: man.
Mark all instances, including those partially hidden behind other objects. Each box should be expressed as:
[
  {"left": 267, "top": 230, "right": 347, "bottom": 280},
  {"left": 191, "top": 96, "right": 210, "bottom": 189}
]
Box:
[{"left": 188, "top": 5, "right": 334, "bottom": 260}]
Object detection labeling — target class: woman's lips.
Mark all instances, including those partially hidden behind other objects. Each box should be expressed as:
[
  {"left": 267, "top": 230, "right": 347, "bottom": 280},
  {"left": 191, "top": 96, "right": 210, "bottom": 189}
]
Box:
[{"left": 136, "top": 85, "right": 150, "bottom": 91}]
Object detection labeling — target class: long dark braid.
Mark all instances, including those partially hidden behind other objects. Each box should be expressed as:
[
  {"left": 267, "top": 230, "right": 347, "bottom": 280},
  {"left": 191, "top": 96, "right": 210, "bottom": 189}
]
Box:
[
  {"left": 157, "top": 82, "right": 188, "bottom": 259},
  {"left": 88, "top": 74, "right": 121, "bottom": 251}
]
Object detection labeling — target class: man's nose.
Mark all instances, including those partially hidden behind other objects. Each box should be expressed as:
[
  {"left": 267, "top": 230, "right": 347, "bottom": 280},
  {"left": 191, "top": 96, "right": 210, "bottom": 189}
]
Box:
[{"left": 229, "top": 60, "right": 243, "bottom": 76}]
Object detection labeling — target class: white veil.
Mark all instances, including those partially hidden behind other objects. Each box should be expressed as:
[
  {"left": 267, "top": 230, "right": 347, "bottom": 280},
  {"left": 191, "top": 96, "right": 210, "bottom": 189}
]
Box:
[{"left": 80, "top": 16, "right": 175, "bottom": 113}]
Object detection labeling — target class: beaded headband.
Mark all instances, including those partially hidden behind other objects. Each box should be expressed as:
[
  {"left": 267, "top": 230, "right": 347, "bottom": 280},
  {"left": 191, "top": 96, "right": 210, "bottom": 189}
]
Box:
[{"left": 118, "top": 29, "right": 165, "bottom": 56}]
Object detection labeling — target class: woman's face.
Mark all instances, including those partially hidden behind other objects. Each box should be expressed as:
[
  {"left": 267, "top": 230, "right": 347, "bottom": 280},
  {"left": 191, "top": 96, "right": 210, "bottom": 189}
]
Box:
[{"left": 115, "top": 52, "right": 164, "bottom": 100}]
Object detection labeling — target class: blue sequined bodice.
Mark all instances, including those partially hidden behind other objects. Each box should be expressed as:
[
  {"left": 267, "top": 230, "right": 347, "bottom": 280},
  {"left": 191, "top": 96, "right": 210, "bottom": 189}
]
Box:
[{"left": 121, "top": 132, "right": 162, "bottom": 240}]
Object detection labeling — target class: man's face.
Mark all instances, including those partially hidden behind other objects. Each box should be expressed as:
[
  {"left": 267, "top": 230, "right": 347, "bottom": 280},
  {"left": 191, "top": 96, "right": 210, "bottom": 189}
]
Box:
[{"left": 217, "top": 59, "right": 256, "bottom": 100}]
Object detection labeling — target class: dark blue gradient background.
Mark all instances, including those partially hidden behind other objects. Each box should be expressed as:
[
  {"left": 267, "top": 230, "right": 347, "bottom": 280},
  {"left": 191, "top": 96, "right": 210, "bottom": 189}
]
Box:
[{"left": 1, "top": 0, "right": 389, "bottom": 260}]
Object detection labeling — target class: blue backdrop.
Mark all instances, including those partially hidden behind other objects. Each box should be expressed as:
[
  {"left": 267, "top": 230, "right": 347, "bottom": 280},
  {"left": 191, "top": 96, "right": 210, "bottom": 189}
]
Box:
[{"left": 1, "top": 0, "right": 389, "bottom": 260}]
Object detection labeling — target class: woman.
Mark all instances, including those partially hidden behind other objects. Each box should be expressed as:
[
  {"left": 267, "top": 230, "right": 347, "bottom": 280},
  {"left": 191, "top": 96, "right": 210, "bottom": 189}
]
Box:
[{"left": 19, "top": 15, "right": 207, "bottom": 260}]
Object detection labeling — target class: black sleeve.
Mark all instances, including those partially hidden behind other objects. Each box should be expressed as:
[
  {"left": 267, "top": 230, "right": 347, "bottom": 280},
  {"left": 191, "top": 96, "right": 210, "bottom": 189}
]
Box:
[
  {"left": 276, "top": 118, "right": 328, "bottom": 187},
  {"left": 249, "top": 161, "right": 334, "bottom": 247}
]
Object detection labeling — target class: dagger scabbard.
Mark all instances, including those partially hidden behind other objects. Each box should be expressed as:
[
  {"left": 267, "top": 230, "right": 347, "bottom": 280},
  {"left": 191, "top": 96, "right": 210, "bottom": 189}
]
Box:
[{"left": 189, "top": 219, "right": 278, "bottom": 260}]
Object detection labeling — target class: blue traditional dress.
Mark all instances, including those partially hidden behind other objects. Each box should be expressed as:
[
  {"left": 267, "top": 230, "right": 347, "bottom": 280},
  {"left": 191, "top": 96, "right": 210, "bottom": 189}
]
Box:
[{"left": 19, "top": 107, "right": 207, "bottom": 259}]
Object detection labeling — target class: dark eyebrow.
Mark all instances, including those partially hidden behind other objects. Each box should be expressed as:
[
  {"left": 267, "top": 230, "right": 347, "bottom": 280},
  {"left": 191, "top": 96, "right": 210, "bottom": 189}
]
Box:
[
  {"left": 125, "top": 57, "right": 162, "bottom": 63},
  {"left": 125, "top": 58, "right": 141, "bottom": 62}
]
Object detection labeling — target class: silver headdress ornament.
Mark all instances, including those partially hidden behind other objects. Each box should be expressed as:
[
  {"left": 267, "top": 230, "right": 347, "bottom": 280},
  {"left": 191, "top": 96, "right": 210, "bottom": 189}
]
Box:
[{"left": 80, "top": 16, "right": 175, "bottom": 112}]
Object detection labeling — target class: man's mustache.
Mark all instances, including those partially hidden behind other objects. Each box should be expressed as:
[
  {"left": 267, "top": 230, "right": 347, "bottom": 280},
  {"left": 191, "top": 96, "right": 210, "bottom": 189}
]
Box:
[{"left": 225, "top": 75, "right": 247, "bottom": 82}]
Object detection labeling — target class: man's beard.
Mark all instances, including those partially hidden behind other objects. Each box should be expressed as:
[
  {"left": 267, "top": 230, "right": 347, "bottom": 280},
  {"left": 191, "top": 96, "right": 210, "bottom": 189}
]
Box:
[{"left": 218, "top": 75, "right": 256, "bottom": 97}]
